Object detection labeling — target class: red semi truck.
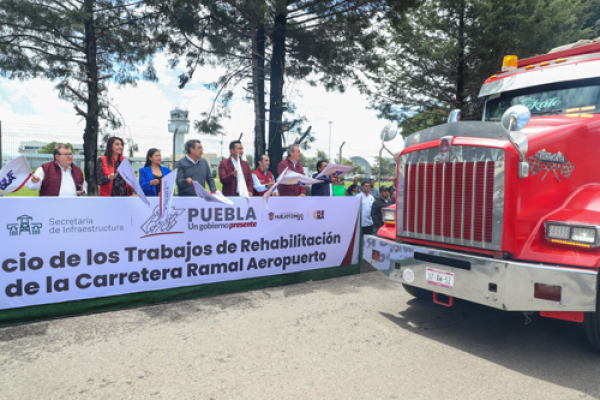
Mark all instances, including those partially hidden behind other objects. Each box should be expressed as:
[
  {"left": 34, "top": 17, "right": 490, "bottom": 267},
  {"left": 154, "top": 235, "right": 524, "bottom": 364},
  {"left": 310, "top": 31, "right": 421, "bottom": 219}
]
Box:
[{"left": 365, "top": 40, "right": 600, "bottom": 349}]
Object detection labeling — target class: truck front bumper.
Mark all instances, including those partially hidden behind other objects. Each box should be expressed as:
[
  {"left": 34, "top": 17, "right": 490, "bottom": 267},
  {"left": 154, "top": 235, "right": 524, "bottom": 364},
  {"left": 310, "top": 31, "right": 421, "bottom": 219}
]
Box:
[{"left": 364, "top": 235, "right": 598, "bottom": 312}]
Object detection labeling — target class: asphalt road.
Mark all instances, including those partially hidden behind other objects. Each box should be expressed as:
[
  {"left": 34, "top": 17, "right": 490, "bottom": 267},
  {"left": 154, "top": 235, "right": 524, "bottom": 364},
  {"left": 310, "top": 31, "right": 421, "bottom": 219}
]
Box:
[{"left": 1, "top": 263, "right": 600, "bottom": 399}]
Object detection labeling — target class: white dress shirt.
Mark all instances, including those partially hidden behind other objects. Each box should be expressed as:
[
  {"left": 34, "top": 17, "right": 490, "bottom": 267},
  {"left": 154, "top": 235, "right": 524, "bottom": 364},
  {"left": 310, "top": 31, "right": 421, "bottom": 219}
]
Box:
[
  {"left": 359, "top": 191, "right": 375, "bottom": 227},
  {"left": 26, "top": 163, "right": 85, "bottom": 197},
  {"left": 185, "top": 155, "right": 199, "bottom": 164},
  {"left": 252, "top": 170, "right": 278, "bottom": 194}
]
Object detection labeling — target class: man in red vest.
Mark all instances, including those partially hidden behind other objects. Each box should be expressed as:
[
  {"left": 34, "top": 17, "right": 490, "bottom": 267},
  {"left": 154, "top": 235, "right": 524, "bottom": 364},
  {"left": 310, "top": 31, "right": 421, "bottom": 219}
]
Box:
[
  {"left": 26, "top": 143, "right": 85, "bottom": 196},
  {"left": 277, "top": 144, "right": 307, "bottom": 197},
  {"left": 218, "top": 140, "right": 254, "bottom": 197},
  {"left": 252, "top": 154, "right": 278, "bottom": 197}
]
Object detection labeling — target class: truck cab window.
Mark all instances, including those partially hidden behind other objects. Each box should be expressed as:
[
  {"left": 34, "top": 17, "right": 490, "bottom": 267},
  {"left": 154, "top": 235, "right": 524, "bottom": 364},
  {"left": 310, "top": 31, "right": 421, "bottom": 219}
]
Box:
[{"left": 484, "top": 80, "right": 600, "bottom": 121}]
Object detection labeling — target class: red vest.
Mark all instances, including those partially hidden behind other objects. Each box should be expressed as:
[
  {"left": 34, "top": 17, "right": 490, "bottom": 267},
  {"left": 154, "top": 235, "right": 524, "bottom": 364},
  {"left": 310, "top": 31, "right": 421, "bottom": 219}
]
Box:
[
  {"left": 39, "top": 161, "right": 84, "bottom": 197},
  {"left": 99, "top": 155, "right": 125, "bottom": 197},
  {"left": 252, "top": 167, "right": 274, "bottom": 196}
]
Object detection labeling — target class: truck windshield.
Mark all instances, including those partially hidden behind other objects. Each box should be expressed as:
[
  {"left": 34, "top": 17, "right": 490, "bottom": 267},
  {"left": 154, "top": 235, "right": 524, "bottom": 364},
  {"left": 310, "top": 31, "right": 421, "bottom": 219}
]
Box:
[{"left": 484, "top": 79, "right": 600, "bottom": 121}]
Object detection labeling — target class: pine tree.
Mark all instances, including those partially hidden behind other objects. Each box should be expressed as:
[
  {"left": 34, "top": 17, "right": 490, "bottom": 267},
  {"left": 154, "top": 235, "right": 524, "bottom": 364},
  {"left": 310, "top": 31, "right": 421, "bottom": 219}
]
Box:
[
  {"left": 153, "top": 0, "right": 416, "bottom": 176},
  {"left": 360, "top": 0, "right": 593, "bottom": 137},
  {"left": 0, "top": 0, "right": 158, "bottom": 193}
]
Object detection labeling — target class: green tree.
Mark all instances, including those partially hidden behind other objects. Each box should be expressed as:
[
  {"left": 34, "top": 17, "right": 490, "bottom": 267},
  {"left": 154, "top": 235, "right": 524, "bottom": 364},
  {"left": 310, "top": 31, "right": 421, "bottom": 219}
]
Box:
[
  {"left": 39, "top": 142, "right": 75, "bottom": 155},
  {"left": 0, "top": 0, "right": 158, "bottom": 193},
  {"left": 373, "top": 156, "right": 395, "bottom": 178},
  {"left": 360, "top": 0, "right": 593, "bottom": 137},
  {"left": 152, "top": 0, "right": 417, "bottom": 176}
]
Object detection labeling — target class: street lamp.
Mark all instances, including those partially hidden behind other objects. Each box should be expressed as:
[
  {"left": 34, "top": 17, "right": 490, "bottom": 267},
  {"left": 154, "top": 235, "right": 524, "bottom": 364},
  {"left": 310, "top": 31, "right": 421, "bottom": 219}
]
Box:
[{"left": 328, "top": 121, "right": 333, "bottom": 162}]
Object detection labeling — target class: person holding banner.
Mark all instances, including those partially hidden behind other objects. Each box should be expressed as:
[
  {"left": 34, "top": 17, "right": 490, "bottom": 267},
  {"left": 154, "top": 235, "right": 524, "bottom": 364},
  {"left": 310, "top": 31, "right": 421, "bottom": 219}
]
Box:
[
  {"left": 139, "top": 149, "right": 171, "bottom": 197},
  {"left": 176, "top": 140, "right": 216, "bottom": 196},
  {"left": 277, "top": 144, "right": 306, "bottom": 197},
  {"left": 97, "top": 137, "right": 133, "bottom": 197},
  {"left": 218, "top": 140, "right": 253, "bottom": 197},
  {"left": 252, "top": 154, "right": 278, "bottom": 197},
  {"left": 311, "top": 160, "right": 338, "bottom": 197},
  {"left": 26, "top": 144, "right": 86, "bottom": 197}
]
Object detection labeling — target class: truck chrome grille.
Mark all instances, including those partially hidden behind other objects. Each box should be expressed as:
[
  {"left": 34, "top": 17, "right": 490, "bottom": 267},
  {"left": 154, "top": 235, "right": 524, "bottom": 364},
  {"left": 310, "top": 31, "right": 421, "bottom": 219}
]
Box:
[{"left": 398, "top": 148, "right": 505, "bottom": 250}]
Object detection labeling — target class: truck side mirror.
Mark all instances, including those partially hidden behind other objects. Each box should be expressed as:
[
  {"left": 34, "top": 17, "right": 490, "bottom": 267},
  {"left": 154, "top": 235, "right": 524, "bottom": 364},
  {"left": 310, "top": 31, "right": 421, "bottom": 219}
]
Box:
[
  {"left": 501, "top": 105, "right": 530, "bottom": 178},
  {"left": 447, "top": 109, "right": 461, "bottom": 123}
]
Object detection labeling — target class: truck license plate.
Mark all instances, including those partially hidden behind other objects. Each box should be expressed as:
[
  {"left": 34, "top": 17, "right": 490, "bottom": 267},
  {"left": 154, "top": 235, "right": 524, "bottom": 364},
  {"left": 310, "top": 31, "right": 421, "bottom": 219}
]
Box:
[{"left": 425, "top": 267, "right": 454, "bottom": 290}]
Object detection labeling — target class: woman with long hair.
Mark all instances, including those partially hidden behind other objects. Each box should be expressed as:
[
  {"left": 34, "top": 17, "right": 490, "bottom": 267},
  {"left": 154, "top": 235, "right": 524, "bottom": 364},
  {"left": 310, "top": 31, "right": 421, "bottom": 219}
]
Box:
[
  {"left": 97, "top": 136, "right": 132, "bottom": 197},
  {"left": 139, "top": 148, "right": 171, "bottom": 197}
]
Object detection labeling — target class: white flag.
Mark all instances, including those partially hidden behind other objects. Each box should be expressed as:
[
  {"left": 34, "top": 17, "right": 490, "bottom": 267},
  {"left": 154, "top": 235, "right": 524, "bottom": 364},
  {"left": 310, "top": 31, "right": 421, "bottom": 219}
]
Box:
[
  {"left": 158, "top": 169, "right": 178, "bottom": 221},
  {"left": 262, "top": 167, "right": 287, "bottom": 211},
  {"left": 115, "top": 157, "right": 150, "bottom": 207},
  {"left": 0, "top": 156, "right": 32, "bottom": 196},
  {"left": 235, "top": 158, "right": 250, "bottom": 198},
  {"left": 315, "top": 164, "right": 356, "bottom": 179},
  {"left": 279, "top": 170, "right": 322, "bottom": 186},
  {"left": 192, "top": 181, "right": 234, "bottom": 205}
]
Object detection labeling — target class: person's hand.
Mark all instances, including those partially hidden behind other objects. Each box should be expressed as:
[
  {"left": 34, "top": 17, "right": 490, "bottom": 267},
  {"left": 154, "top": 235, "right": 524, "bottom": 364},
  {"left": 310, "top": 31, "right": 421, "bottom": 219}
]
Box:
[
  {"left": 31, "top": 175, "right": 40, "bottom": 183},
  {"left": 76, "top": 190, "right": 85, "bottom": 196},
  {"left": 266, "top": 182, "right": 274, "bottom": 188},
  {"left": 273, "top": 192, "right": 279, "bottom": 197},
  {"left": 186, "top": 177, "right": 193, "bottom": 185},
  {"left": 151, "top": 179, "right": 159, "bottom": 185},
  {"left": 233, "top": 170, "right": 238, "bottom": 176},
  {"left": 132, "top": 193, "right": 138, "bottom": 197},
  {"left": 107, "top": 173, "right": 116, "bottom": 180},
  {"left": 248, "top": 192, "right": 253, "bottom": 197},
  {"left": 299, "top": 193, "right": 306, "bottom": 197}
]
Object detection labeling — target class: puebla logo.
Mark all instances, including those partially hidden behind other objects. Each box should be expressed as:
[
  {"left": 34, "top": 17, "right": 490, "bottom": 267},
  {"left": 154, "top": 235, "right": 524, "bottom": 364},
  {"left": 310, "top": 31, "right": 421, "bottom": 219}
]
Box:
[{"left": 140, "top": 205, "right": 185, "bottom": 237}]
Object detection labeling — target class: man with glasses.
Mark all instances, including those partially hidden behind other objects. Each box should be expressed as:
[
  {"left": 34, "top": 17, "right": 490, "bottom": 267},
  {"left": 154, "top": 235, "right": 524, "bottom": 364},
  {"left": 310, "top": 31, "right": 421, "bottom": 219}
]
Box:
[
  {"left": 176, "top": 139, "right": 216, "bottom": 196},
  {"left": 26, "top": 143, "right": 86, "bottom": 196}
]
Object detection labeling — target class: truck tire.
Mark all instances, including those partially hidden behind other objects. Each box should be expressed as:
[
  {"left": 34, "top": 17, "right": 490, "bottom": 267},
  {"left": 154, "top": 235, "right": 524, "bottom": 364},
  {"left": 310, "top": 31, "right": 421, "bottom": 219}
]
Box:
[
  {"left": 584, "top": 291, "right": 600, "bottom": 350},
  {"left": 402, "top": 284, "right": 431, "bottom": 300}
]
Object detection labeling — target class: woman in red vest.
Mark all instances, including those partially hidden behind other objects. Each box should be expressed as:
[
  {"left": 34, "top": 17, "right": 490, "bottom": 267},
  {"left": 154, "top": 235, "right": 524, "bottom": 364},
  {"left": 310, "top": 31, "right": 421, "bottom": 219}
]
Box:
[{"left": 97, "top": 136, "right": 132, "bottom": 197}]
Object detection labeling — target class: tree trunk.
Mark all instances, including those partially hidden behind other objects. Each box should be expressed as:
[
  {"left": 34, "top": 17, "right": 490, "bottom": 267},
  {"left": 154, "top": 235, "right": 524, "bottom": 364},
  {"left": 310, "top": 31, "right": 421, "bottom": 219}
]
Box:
[
  {"left": 83, "top": 0, "right": 99, "bottom": 195},
  {"left": 267, "top": 6, "right": 286, "bottom": 177},
  {"left": 252, "top": 21, "right": 266, "bottom": 168}
]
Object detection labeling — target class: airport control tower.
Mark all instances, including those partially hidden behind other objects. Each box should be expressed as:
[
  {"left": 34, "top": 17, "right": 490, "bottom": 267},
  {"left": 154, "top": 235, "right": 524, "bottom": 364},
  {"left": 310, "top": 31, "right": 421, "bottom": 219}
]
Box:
[{"left": 168, "top": 108, "right": 190, "bottom": 167}]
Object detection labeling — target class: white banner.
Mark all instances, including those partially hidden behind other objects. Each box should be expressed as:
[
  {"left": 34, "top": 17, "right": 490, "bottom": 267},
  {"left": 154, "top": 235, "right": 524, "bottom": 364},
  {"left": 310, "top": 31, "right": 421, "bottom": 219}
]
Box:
[
  {"left": 116, "top": 158, "right": 150, "bottom": 207},
  {"left": 0, "top": 197, "right": 360, "bottom": 310},
  {"left": 0, "top": 156, "right": 32, "bottom": 196}
]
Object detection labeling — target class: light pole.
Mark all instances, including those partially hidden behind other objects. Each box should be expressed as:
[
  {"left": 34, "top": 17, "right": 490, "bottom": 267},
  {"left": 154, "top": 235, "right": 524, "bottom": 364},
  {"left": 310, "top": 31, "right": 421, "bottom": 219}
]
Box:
[{"left": 328, "top": 121, "right": 333, "bottom": 162}]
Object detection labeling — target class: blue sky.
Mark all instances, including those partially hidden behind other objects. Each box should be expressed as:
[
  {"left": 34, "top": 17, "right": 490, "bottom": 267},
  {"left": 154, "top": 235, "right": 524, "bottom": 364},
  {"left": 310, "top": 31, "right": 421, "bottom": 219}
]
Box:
[{"left": 0, "top": 53, "right": 404, "bottom": 164}]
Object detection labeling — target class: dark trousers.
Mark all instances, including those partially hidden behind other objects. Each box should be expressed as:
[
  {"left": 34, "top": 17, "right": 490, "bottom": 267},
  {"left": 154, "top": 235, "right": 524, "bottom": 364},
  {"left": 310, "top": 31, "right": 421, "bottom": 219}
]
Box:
[{"left": 362, "top": 226, "right": 373, "bottom": 235}]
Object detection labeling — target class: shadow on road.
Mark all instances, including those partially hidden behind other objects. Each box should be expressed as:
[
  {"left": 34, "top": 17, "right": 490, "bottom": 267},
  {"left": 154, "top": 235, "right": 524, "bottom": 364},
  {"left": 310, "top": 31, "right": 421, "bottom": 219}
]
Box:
[{"left": 381, "top": 297, "right": 600, "bottom": 398}]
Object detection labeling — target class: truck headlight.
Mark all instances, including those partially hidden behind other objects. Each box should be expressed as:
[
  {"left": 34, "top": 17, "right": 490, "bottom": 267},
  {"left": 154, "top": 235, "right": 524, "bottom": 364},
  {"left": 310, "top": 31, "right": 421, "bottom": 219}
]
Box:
[
  {"left": 546, "top": 224, "right": 570, "bottom": 240},
  {"left": 545, "top": 222, "right": 598, "bottom": 248},
  {"left": 382, "top": 208, "right": 395, "bottom": 222},
  {"left": 571, "top": 227, "right": 596, "bottom": 243}
]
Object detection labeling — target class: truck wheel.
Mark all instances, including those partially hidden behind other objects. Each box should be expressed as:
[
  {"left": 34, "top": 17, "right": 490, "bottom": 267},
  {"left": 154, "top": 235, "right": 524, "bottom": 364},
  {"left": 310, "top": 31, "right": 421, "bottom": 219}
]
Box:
[
  {"left": 402, "top": 284, "right": 431, "bottom": 300},
  {"left": 584, "top": 292, "right": 600, "bottom": 350}
]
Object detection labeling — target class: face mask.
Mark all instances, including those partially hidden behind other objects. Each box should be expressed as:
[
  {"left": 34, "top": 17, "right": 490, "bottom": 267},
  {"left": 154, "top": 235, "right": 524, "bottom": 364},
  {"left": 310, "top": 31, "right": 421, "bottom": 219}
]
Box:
[{"left": 352, "top": 192, "right": 358, "bottom": 196}]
